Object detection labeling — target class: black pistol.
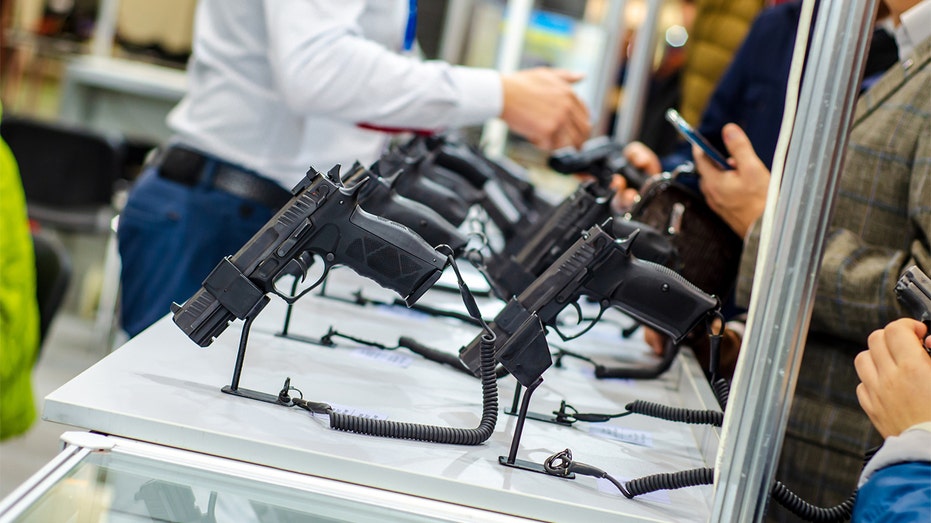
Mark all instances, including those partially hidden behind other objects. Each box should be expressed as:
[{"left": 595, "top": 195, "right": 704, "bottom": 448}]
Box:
[
  {"left": 423, "top": 134, "right": 544, "bottom": 242},
  {"left": 460, "top": 222, "right": 719, "bottom": 386},
  {"left": 373, "top": 150, "right": 472, "bottom": 227},
  {"left": 171, "top": 166, "right": 446, "bottom": 347},
  {"left": 548, "top": 136, "right": 649, "bottom": 191},
  {"left": 342, "top": 162, "right": 469, "bottom": 255},
  {"left": 482, "top": 180, "right": 612, "bottom": 300},
  {"left": 894, "top": 265, "right": 931, "bottom": 356}
]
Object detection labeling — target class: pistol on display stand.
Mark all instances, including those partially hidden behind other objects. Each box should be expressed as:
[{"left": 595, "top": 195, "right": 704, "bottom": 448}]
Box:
[
  {"left": 372, "top": 150, "right": 473, "bottom": 227},
  {"left": 171, "top": 165, "right": 447, "bottom": 403},
  {"left": 894, "top": 265, "right": 931, "bottom": 356},
  {"left": 482, "top": 179, "right": 678, "bottom": 302},
  {"left": 422, "top": 134, "right": 551, "bottom": 245},
  {"left": 461, "top": 220, "right": 717, "bottom": 386},
  {"left": 341, "top": 161, "right": 469, "bottom": 255},
  {"left": 459, "top": 220, "right": 719, "bottom": 476}
]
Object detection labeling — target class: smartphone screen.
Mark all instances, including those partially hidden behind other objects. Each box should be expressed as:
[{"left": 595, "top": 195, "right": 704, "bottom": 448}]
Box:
[{"left": 664, "top": 108, "right": 730, "bottom": 169}]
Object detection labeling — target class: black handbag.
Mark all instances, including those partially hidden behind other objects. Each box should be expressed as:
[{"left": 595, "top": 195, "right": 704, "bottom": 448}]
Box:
[{"left": 621, "top": 171, "right": 743, "bottom": 305}]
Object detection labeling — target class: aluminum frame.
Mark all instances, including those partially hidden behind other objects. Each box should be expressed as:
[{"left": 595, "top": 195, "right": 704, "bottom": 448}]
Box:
[{"left": 711, "top": 0, "right": 879, "bottom": 520}]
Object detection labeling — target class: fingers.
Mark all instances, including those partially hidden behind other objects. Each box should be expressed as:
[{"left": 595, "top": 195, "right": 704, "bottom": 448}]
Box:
[
  {"left": 693, "top": 145, "right": 728, "bottom": 181},
  {"left": 561, "top": 102, "right": 592, "bottom": 149},
  {"left": 500, "top": 68, "right": 591, "bottom": 151},
  {"left": 884, "top": 318, "right": 930, "bottom": 364},
  {"left": 609, "top": 174, "right": 629, "bottom": 192},
  {"left": 720, "top": 123, "right": 756, "bottom": 165},
  {"left": 643, "top": 327, "right": 667, "bottom": 356},
  {"left": 551, "top": 69, "right": 585, "bottom": 84},
  {"left": 854, "top": 347, "right": 878, "bottom": 393},
  {"left": 866, "top": 326, "right": 894, "bottom": 374},
  {"left": 623, "top": 142, "right": 662, "bottom": 175}
]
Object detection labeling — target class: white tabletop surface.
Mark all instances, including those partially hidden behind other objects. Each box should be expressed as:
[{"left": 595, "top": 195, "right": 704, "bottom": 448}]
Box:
[{"left": 45, "top": 268, "right": 721, "bottom": 522}]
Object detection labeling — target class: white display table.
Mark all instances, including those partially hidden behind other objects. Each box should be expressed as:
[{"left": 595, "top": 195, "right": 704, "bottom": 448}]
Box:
[{"left": 42, "top": 269, "right": 721, "bottom": 522}]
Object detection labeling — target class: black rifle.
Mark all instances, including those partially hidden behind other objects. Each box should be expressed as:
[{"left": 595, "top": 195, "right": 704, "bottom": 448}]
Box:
[
  {"left": 172, "top": 166, "right": 446, "bottom": 347},
  {"left": 460, "top": 222, "right": 718, "bottom": 387},
  {"left": 342, "top": 161, "right": 469, "bottom": 255}
]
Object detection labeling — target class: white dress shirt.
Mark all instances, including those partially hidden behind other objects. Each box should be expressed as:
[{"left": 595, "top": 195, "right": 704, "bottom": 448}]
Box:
[
  {"left": 167, "top": 0, "right": 503, "bottom": 187},
  {"left": 895, "top": 0, "right": 931, "bottom": 63}
]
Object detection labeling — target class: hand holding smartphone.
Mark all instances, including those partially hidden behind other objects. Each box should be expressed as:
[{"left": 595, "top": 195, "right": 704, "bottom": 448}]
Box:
[{"left": 665, "top": 108, "right": 730, "bottom": 170}]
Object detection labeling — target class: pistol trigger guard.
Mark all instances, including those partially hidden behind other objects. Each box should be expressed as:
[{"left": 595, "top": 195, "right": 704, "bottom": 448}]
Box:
[
  {"left": 273, "top": 257, "right": 331, "bottom": 304},
  {"left": 570, "top": 301, "right": 583, "bottom": 325},
  {"left": 552, "top": 304, "right": 606, "bottom": 342}
]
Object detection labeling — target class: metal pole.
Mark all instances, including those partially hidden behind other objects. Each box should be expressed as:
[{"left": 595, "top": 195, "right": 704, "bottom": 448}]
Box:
[
  {"left": 710, "top": 0, "right": 877, "bottom": 520},
  {"left": 611, "top": 0, "right": 662, "bottom": 144},
  {"left": 91, "top": 0, "right": 121, "bottom": 57},
  {"left": 438, "top": 0, "right": 475, "bottom": 63},
  {"left": 481, "top": 0, "right": 534, "bottom": 159},
  {"left": 591, "top": 0, "right": 629, "bottom": 133}
]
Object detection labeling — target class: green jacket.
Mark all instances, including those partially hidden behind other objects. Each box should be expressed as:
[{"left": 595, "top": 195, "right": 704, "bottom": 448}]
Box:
[{"left": 0, "top": 123, "right": 40, "bottom": 440}]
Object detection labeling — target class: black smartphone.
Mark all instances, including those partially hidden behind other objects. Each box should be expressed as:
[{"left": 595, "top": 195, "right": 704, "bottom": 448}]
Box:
[{"left": 665, "top": 108, "right": 729, "bottom": 169}]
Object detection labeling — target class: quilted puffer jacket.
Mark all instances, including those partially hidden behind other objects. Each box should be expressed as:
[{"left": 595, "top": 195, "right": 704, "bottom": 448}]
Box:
[{"left": 678, "top": 0, "right": 765, "bottom": 125}]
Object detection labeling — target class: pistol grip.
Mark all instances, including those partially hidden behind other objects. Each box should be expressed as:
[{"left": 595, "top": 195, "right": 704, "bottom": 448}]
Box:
[{"left": 338, "top": 206, "right": 445, "bottom": 305}]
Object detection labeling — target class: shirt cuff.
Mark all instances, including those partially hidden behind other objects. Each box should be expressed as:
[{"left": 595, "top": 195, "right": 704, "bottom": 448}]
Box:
[
  {"left": 445, "top": 66, "right": 503, "bottom": 128},
  {"left": 858, "top": 424, "right": 931, "bottom": 487}
]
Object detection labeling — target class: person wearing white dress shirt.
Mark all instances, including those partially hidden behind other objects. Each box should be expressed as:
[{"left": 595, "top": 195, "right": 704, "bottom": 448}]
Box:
[{"left": 117, "top": 0, "right": 592, "bottom": 337}]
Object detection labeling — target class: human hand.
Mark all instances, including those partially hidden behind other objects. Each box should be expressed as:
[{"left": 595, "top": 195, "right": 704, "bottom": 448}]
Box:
[
  {"left": 609, "top": 174, "right": 640, "bottom": 214},
  {"left": 855, "top": 318, "right": 931, "bottom": 438},
  {"left": 695, "top": 123, "right": 770, "bottom": 238},
  {"left": 622, "top": 141, "right": 662, "bottom": 175},
  {"left": 643, "top": 326, "right": 668, "bottom": 356},
  {"left": 500, "top": 68, "right": 591, "bottom": 150}
]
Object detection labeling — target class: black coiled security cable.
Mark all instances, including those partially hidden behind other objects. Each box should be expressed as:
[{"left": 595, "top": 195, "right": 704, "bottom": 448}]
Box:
[
  {"left": 770, "top": 480, "right": 856, "bottom": 522},
  {"left": 543, "top": 453, "right": 856, "bottom": 523},
  {"left": 327, "top": 331, "right": 498, "bottom": 444},
  {"left": 623, "top": 467, "right": 714, "bottom": 498},
  {"left": 294, "top": 246, "right": 500, "bottom": 445},
  {"left": 625, "top": 467, "right": 856, "bottom": 522},
  {"left": 624, "top": 400, "right": 724, "bottom": 426}
]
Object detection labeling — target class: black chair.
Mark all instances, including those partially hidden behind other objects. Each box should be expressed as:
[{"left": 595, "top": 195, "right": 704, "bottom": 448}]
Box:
[
  {"left": 0, "top": 116, "right": 127, "bottom": 232},
  {"left": 32, "top": 231, "right": 72, "bottom": 357}
]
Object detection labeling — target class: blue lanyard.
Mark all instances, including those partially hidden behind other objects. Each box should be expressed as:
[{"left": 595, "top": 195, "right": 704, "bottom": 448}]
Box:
[{"left": 403, "top": 0, "right": 417, "bottom": 52}]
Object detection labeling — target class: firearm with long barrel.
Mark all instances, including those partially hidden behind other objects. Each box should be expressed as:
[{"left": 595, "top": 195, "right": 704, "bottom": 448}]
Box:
[
  {"left": 460, "top": 221, "right": 718, "bottom": 386},
  {"left": 172, "top": 166, "right": 447, "bottom": 347},
  {"left": 894, "top": 265, "right": 931, "bottom": 356},
  {"left": 342, "top": 162, "right": 469, "bottom": 255},
  {"left": 548, "top": 136, "right": 649, "bottom": 191}
]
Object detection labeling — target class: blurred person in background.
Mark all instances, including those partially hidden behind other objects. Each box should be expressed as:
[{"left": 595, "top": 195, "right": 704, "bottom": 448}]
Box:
[
  {"left": 0, "top": 103, "right": 40, "bottom": 441},
  {"left": 117, "top": 0, "right": 592, "bottom": 338}
]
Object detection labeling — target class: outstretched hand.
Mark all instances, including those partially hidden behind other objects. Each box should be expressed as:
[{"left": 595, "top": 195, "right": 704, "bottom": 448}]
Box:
[
  {"left": 695, "top": 123, "right": 770, "bottom": 238},
  {"left": 500, "top": 68, "right": 591, "bottom": 151},
  {"left": 855, "top": 318, "right": 931, "bottom": 438}
]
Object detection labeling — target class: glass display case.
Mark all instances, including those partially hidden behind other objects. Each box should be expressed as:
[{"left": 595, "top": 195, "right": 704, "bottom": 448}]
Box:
[{"left": 0, "top": 433, "right": 533, "bottom": 522}]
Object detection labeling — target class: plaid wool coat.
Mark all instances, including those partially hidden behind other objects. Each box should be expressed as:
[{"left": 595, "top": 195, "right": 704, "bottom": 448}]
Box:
[{"left": 735, "top": 35, "right": 931, "bottom": 515}]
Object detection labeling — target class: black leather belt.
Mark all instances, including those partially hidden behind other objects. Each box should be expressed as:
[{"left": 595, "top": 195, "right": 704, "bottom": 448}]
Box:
[{"left": 154, "top": 146, "right": 291, "bottom": 209}]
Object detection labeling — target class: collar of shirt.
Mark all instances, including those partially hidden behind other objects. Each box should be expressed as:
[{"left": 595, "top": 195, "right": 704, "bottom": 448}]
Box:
[{"left": 895, "top": 0, "right": 931, "bottom": 62}]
